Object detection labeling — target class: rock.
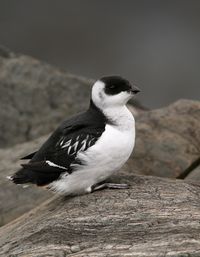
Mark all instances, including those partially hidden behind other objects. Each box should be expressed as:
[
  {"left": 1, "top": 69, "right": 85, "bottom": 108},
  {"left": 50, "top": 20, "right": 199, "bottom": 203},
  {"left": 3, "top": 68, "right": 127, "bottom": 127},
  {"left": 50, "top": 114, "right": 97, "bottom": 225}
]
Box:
[
  {"left": 0, "top": 47, "right": 92, "bottom": 148},
  {"left": 185, "top": 162, "right": 200, "bottom": 182},
  {"left": 125, "top": 99, "right": 200, "bottom": 178},
  {"left": 1, "top": 175, "right": 200, "bottom": 257},
  {"left": 0, "top": 136, "right": 51, "bottom": 226}
]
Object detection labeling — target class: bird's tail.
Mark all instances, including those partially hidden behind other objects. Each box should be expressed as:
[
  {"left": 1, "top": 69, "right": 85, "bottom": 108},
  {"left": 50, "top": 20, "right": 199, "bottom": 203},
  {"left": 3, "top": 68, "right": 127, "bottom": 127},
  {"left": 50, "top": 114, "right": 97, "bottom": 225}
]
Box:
[{"left": 7, "top": 168, "right": 36, "bottom": 184}]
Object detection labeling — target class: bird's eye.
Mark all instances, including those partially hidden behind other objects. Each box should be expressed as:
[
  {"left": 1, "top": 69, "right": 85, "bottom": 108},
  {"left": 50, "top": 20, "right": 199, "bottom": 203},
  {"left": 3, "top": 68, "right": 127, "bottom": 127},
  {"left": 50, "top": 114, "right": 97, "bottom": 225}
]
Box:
[{"left": 109, "top": 85, "right": 116, "bottom": 89}]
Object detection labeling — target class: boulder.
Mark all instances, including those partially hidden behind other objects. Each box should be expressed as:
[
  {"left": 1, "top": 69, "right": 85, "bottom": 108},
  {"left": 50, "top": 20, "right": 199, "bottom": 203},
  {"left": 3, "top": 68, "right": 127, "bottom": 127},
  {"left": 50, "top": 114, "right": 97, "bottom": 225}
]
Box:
[
  {"left": 0, "top": 46, "right": 92, "bottom": 148},
  {"left": 0, "top": 136, "right": 51, "bottom": 226},
  {"left": 185, "top": 161, "right": 200, "bottom": 182},
  {"left": 1, "top": 175, "right": 200, "bottom": 257},
  {"left": 126, "top": 99, "right": 200, "bottom": 178}
]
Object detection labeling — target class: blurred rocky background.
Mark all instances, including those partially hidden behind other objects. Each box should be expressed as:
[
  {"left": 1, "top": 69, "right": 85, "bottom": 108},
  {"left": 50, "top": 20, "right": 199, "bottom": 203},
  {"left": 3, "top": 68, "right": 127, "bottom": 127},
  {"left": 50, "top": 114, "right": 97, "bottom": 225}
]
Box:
[{"left": 0, "top": 0, "right": 200, "bottom": 108}]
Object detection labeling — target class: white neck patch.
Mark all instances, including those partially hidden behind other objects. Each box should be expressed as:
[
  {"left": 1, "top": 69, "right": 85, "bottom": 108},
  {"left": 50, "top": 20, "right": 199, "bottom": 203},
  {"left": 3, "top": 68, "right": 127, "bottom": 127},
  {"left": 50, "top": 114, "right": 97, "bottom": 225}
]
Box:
[{"left": 91, "top": 80, "right": 134, "bottom": 131}]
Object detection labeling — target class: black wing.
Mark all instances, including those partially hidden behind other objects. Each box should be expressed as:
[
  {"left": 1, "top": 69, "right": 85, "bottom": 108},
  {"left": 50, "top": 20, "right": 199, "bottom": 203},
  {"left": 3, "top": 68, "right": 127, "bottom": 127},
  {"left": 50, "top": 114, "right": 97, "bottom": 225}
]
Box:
[
  {"left": 12, "top": 104, "right": 107, "bottom": 186},
  {"left": 31, "top": 124, "right": 104, "bottom": 168},
  {"left": 21, "top": 152, "right": 37, "bottom": 160}
]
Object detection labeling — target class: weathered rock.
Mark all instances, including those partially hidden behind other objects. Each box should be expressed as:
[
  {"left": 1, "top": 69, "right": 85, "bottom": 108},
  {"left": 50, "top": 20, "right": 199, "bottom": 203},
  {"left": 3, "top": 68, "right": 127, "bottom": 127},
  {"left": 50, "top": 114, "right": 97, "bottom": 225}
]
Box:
[
  {"left": 0, "top": 136, "right": 51, "bottom": 226},
  {"left": 185, "top": 162, "right": 200, "bottom": 182},
  {"left": 0, "top": 47, "right": 92, "bottom": 148},
  {"left": 1, "top": 175, "right": 200, "bottom": 257},
  {"left": 125, "top": 99, "right": 200, "bottom": 178}
]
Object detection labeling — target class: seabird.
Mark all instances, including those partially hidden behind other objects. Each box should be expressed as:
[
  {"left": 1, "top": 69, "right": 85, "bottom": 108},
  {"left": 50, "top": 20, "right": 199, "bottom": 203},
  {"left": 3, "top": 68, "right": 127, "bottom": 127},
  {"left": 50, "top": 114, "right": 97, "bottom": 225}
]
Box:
[{"left": 8, "top": 76, "right": 140, "bottom": 195}]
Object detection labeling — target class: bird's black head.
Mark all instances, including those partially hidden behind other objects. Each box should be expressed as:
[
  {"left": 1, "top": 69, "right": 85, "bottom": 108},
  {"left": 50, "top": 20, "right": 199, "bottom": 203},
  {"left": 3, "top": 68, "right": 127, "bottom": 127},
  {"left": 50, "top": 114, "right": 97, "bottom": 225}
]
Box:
[
  {"left": 91, "top": 75, "right": 140, "bottom": 109},
  {"left": 100, "top": 76, "right": 140, "bottom": 96}
]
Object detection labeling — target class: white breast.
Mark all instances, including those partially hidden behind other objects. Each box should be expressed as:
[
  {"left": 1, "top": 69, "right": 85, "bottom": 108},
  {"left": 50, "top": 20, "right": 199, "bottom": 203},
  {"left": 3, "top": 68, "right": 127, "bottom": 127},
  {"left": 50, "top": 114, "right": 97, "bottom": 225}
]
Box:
[
  {"left": 50, "top": 106, "right": 135, "bottom": 195},
  {"left": 80, "top": 122, "right": 135, "bottom": 175}
]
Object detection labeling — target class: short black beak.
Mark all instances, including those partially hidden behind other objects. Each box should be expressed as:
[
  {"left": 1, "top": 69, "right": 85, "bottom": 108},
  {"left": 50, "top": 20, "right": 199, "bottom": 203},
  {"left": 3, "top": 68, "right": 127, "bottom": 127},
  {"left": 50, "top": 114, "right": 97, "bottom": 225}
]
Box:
[{"left": 131, "top": 85, "right": 140, "bottom": 94}]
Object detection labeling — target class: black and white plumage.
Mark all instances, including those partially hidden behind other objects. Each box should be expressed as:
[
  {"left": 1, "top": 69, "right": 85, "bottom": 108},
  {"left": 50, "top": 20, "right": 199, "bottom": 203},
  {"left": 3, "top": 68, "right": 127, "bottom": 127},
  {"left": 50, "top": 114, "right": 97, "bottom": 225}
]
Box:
[{"left": 8, "top": 76, "right": 140, "bottom": 195}]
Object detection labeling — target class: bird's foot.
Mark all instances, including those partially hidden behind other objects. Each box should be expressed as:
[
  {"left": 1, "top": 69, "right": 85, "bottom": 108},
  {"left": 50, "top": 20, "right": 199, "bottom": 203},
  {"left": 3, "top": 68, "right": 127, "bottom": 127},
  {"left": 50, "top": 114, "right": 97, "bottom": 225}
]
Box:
[{"left": 91, "top": 182, "right": 129, "bottom": 192}]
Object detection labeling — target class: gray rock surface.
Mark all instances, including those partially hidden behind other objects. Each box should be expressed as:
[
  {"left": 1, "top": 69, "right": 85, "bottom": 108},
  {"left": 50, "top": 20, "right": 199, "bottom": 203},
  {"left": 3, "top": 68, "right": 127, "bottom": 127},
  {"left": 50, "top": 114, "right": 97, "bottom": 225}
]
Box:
[
  {"left": 1, "top": 175, "right": 200, "bottom": 257},
  {"left": 0, "top": 136, "right": 51, "bottom": 226},
  {"left": 185, "top": 164, "right": 200, "bottom": 182},
  {"left": 0, "top": 47, "right": 92, "bottom": 148},
  {"left": 126, "top": 99, "right": 200, "bottom": 178}
]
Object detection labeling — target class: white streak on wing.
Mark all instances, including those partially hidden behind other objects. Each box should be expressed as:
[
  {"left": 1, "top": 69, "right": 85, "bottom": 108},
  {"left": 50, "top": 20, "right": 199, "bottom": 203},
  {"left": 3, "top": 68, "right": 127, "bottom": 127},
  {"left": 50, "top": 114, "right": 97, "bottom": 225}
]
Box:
[
  {"left": 46, "top": 160, "right": 68, "bottom": 171},
  {"left": 23, "top": 185, "right": 30, "bottom": 188},
  {"left": 73, "top": 140, "right": 79, "bottom": 152},
  {"left": 68, "top": 144, "right": 77, "bottom": 156},
  {"left": 88, "top": 139, "right": 94, "bottom": 147},
  {"left": 67, "top": 146, "right": 72, "bottom": 155},
  {"left": 6, "top": 176, "right": 13, "bottom": 181},
  {"left": 79, "top": 135, "right": 91, "bottom": 152},
  {"left": 60, "top": 139, "right": 64, "bottom": 146},
  {"left": 61, "top": 139, "right": 71, "bottom": 149},
  {"left": 61, "top": 135, "right": 93, "bottom": 155},
  {"left": 79, "top": 139, "right": 87, "bottom": 152}
]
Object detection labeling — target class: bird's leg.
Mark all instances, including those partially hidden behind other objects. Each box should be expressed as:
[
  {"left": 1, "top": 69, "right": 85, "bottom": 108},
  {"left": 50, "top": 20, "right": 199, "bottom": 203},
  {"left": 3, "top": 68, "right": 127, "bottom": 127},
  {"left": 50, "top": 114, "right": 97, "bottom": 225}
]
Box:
[{"left": 91, "top": 181, "right": 129, "bottom": 192}]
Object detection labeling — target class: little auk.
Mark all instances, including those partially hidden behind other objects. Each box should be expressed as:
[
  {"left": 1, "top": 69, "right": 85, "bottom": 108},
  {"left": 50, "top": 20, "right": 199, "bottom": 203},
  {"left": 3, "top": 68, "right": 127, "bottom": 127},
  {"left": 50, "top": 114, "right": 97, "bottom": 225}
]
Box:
[{"left": 8, "top": 76, "right": 140, "bottom": 195}]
